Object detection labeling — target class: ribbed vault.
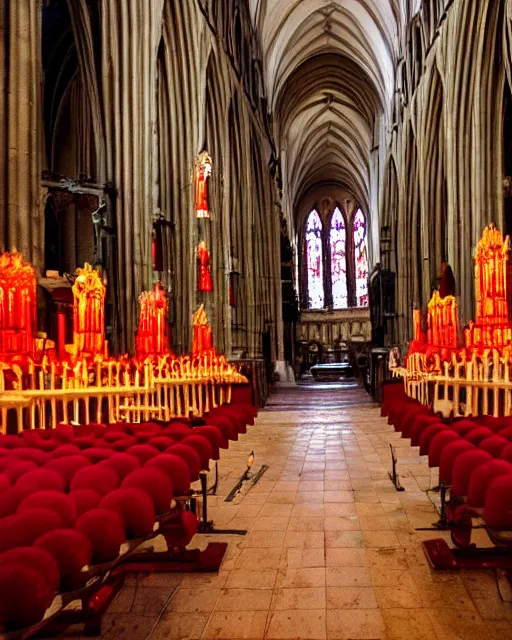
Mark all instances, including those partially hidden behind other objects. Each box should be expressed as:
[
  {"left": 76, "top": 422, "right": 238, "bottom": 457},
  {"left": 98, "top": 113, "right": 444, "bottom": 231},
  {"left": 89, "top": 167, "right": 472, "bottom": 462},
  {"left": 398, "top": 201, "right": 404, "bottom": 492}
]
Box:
[{"left": 252, "top": 0, "right": 398, "bottom": 231}]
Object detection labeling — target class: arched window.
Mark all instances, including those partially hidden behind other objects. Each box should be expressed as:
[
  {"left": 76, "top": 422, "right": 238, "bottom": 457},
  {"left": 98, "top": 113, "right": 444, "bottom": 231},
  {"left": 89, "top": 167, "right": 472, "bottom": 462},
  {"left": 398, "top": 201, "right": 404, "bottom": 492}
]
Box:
[
  {"left": 353, "top": 209, "right": 369, "bottom": 307},
  {"left": 306, "top": 210, "right": 324, "bottom": 309},
  {"left": 330, "top": 208, "right": 348, "bottom": 309}
]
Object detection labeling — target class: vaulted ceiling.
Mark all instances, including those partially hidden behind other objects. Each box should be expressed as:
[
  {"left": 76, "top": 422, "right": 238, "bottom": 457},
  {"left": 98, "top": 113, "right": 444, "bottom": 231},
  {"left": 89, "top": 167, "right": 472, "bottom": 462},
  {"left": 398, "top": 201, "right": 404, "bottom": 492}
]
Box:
[{"left": 250, "top": 0, "right": 400, "bottom": 218}]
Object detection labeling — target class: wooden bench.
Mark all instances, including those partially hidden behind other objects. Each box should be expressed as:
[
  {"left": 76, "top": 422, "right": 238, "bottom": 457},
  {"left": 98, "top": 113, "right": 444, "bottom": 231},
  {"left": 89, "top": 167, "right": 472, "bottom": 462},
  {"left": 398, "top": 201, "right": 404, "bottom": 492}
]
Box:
[{"left": 310, "top": 363, "right": 353, "bottom": 381}]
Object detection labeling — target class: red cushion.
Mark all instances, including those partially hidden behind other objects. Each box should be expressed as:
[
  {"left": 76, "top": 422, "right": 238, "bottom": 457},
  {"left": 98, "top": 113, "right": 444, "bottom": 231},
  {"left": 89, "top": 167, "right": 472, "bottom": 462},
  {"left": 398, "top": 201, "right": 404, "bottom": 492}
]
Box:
[
  {"left": 100, "top": 489, "right": 155, "bottom": 538},
  {"left": 500, "top": 443, "right": 512, "bottom": 463},
  {"left": 479, "top": 436, "right": 510, "bottom": 458},
  {"left": 145, "top": 454, "right": 191, "bottom": 496},
  {"left": 51, "top": 425, "right": 75, "bottom": 443},
  {"left": 0, "top": 546, "right": 60, "bottom": 594},
  {"left": 69, "top": 490, "right": 102, "bottom": 517},
  {"left": 110, "top": 436, "right": 138, "bottom": 452},
  {"left": 467, "top": 460, "right": 512, "bottom": 507},
  {"left": 75, "top": 508, "right": 126, "bottom": 562},
  {"left": 103, "top": 431, "right": 127, "bottom": 443},
  {"left": 44, "top": 456, "right": 92, "bottom": 490},
  {"left": 4, "top": 460, "right": 38, "bottom": 484},
  {"left": 18, "top": 491, "right": 77, "bottom": 528},
  {"left": 0, "top": 509, "right": 62, "bottom": 552},
  {"left": 451, "top": 449, "right": 493, "bottom": 497},
  {"left": 202, "top": 416, "right": 238, "bottom": 441},
  {"left": 35, "top": 529, "right": 93, "bottom": 579},
  {"left": 101, "top": 453, "right": 141, "bottom": 481},
  {"left": 0, "top": 474, "right": 9, "bottom": 492},
  {"left": 465, "top": 427, "right": 494, "bottom": 445},
  {"left": 10, "top": 448, "right": 49, "bottom": 465},
  {"left": 70, "top": 466, "right": 119, "bottom": 497},
  {"left": 483, "top": 474, "right": 512, "bottom": 528},
  {"left": 121, "top": 468, "right": 173, "bottom": 515},
  {"left": 194, "top": 425, "right": 229, "bottom": 450},
  {"left": 410, "top": 414, "right": 443, "bottom": 446},
  {"left": 180, "top": 435, "right": 213, "bottom": 469},
  {"left": 0, "top": 436, "right": 23, "bottom": 449},
  {"left": 427, "top": 430, "right": 460, "bottom": 466},
  {"left": 450, "top": 419, "right": 481, "bottom": 436},
  {"left": 125, "top": 444, "right": 160, "bottom": 465},
  {"left": 162, "top": 509, "right": 198, "bottom": 548},
  {"left": 51, "top": 444, "right": 82, "bottom": 458},
  {"left": 417, "top": 424, "right": 449, "bottom": 457},
  {"left": 15, "top": 469, "right": 64, "bottom": 493},
  {"left": 165, "top": 444, "right": 201, "bottom": 482},
  {"left": 149, "top": 436, "right": 177, "bottom": 451},
  {"left": 72, "top": 437, "right": 97, "bottom": 450},
  {"left": 81, "top": 448, "right": 115, "bottom": 463},
  {"left": 439, "top": 440, "right": 475, "bottom": 484},
  {"left": 162, "top": 423, "right": 191, "bottom": 441},
  {"left": 0, "top": 564, "right": 53, "bottom": 627}
]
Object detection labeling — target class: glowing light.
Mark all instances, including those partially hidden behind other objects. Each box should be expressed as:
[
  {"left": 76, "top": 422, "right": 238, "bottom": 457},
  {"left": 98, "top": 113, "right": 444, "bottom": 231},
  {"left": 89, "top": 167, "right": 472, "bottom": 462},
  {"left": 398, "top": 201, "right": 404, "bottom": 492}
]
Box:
[
  {"left": 0, "top": 249, "right": 37, "bottom": 357},
  {"left": 136, "top": 283, "right": 170, "bottom": 358},
  {"left": 72, "top": 263, "right": 106, "bottom": 358},
  {"left": 306, "top": 210, "right": 324, "bottom": 309},
  {"left": 330, "top": 208, "right": 348, "bottom": 309}
]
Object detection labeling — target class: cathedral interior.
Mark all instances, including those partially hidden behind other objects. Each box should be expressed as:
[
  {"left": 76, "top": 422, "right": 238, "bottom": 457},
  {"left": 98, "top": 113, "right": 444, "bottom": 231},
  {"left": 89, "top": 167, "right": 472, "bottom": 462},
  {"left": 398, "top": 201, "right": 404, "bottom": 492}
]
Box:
[{"left": 0, "top": 0, "right": 512, "bottom": 638}]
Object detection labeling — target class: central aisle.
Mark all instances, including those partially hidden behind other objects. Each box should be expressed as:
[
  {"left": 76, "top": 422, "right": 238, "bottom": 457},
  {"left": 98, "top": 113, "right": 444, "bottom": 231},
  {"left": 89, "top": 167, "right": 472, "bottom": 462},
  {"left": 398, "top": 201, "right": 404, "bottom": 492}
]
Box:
[{"left": 102, "top": 384, "right": 512, "bottom": 640}]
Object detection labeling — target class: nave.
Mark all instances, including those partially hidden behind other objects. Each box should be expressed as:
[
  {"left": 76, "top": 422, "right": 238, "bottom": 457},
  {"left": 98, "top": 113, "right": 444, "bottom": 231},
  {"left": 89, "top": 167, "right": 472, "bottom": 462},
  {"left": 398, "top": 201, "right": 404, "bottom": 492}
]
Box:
[{"left": 94, "top": 385, "right": 512, "bottom": 640}]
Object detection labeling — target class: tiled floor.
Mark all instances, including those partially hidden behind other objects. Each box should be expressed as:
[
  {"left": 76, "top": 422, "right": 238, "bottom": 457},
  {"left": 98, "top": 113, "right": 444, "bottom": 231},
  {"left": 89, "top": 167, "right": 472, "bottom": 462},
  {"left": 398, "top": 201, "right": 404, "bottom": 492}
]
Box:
[{"left": 81, "top": 383, "right": 512, "bottom": 639}]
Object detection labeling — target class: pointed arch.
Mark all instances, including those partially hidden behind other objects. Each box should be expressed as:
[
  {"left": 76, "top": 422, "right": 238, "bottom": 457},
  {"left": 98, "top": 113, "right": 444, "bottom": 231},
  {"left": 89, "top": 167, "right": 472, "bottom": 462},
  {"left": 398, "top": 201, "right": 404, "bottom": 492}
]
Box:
[
  {"left": 330, "top": 207, "right": 348, "bottom": 309},
  {"left": 305, "top": 210, "right": 324, "bottom": 309},
  {"left": 353, "top": 209, "right": 369, "bottom": 307}
]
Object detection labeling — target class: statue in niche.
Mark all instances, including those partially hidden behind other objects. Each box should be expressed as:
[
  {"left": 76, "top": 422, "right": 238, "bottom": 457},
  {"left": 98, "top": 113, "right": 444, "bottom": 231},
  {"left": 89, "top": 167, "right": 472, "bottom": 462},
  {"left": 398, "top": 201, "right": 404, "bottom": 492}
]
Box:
[
  {"left": 198, "top": 241, "right": 213, "bottom": 292},
  {"left": 195, "top": 151, "right": 212, "bottom": 218}
]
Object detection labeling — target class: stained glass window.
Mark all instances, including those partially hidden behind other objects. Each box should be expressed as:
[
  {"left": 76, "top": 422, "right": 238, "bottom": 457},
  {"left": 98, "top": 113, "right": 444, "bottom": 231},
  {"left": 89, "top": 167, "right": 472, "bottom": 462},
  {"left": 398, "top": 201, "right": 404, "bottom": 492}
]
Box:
[
  {"left": 306, "top": 210, "right": 324, "bottom": 309},
  {"left": 330, "top": 208, "right": 348, "bottom": 309},
  {"left": 353, "top": 209, "right": 369, "bottom": 307}
]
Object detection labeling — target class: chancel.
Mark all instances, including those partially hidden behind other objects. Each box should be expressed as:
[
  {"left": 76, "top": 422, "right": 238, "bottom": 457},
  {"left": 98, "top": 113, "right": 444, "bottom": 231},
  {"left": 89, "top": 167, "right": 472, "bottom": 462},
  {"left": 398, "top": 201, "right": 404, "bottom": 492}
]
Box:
[{"left": 0, "top": 0, "right": 511, "bottom": 637}]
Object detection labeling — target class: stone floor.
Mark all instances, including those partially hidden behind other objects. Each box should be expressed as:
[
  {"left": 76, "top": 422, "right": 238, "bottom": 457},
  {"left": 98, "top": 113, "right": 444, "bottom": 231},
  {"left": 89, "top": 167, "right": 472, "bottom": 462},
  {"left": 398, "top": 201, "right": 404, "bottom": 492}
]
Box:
[{"left": 73, "top": 383, "right": 512, "bottom": 639}]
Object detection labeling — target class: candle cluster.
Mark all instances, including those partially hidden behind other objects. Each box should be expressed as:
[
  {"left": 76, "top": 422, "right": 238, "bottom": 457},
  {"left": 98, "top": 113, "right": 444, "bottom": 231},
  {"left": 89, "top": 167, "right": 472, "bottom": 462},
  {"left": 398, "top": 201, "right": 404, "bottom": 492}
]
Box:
[
  {"left": 0, "top": 250, "right": 36, "bottom": 357},
  {"left": 427, "top": 291, "right": 458, "bottom": 349},
  {"left": 135, "top": 283, "right": 170, "bottom": 358},
  {"left": 72, "top": 263, "right": 106, "bottom": 358}
]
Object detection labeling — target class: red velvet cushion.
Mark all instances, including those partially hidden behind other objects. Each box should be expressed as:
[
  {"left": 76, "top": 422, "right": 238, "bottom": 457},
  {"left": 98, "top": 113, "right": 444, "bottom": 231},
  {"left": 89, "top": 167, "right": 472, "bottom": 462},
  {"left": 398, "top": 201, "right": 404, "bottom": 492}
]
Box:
[
  {"left": 483, "top": 474, "right": 512, "bottom": 528},
  {"left": 110, "top": 436, "right": 138, "bottom": 452},
  {"left": 165, "top": 444, "right": 201, "bottom": 482},
  {"left": 451, "top": 449, "right": 493, "bottom": 497},
  {"left": 125, "top": 444, "right": 160, "bottom": 465},
  {"left": 75, "top": 508, "right": 126, "bottom": 562},
  {"left": 81, "top": 448, "right": 115, "bottom": 463},
  {"left": 51, "top": 425, "right": 75, "bottom": 443},
  {"left": 72, "top": 437, "right": 97, "bottom": 450},
  {"left": 162, "top": 423, "right": 191, "bottom": 441},
  {"left": 101, "top": 453, "right": 141, "bottom": 481},
  {"left": 194, "top": 425, "right": 229, "bottom": 450},
  {"left": 18, "top": 491, "right": 77, "bottom": 528},
  {"left": 149, "top": 436, "right": 177, "bottom": 451},
  {"left": 35, "top": 529, "right": 93, "bottom": 579},
  {"left": 70, "top": 466, "right": 119, "bottom": 497},
  {"left": 0, "top": 435, "right": 23, "bottom": 449},
  {"left": 51, "top": 444, "right": 82, "bottom": 458},
  {"left": 146, "top": 454, "right": 191, "bottom": 496},
  {"left": 103, "top": 431, "right": 127, "bottom": 443},
  {"left": 479, "top": 436, "right": 510, "bottom": 458},
  {"left": 44, "top": 456, "right": 92, "bottom": 490},
  {"left": 180, "top": 435, "right": 213, "bottom": 469},
  {"left": 0, "top": 509, "right": 62, "bottom": 552},
  {"left": 100, "top": 488, "right": 155, "bottom": 538},
  {"left": 15, "top": 469, "right": 64, "bottom": 493},
  {"left": 0, "top": 564, "right": 53, "bottom": 627},
  {"left": 467, "top": 460, "right": 512, "bottom": 507},
  {"left": 500, "top": 443, "right": 512, "bottom": 463},
  {"left": 4, "top": 460, "right": 38, "bottom": 484},
  {"left": 162, "top": 509, "right": 198, "bottom": 548},
  {"left": 465, "top": 427, "right": 494, "bottom": 445},
  {"left": 0, "top": 474, "right": 9, "bottom": 492},
  {"left": 439, "top": 440, "right": 475, "bottom": 484},
  {"left": 121, "top": 468, "right": 173, "bottom": 515},
  {"left": 202, "top": 415, "right": 238, "bottom": 441},
  {"left": 69, "top": 490, "right": 102, "bottom": 517},
  {"left": 10, "top": 448, "right": 49, "bottom": 465},
  {"left": 0, "top": 546, "right": 60, "bottom": 594},
  {"left": 426, "top": 430, "right": 460, "bottom": 466}
]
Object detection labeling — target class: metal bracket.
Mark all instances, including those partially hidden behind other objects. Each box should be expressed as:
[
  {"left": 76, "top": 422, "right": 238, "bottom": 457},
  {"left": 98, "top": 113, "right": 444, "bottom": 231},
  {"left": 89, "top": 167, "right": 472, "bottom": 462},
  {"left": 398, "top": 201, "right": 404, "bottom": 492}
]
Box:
[{"left": 388, "top": 443, "right": 405, "bottom": 491}]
